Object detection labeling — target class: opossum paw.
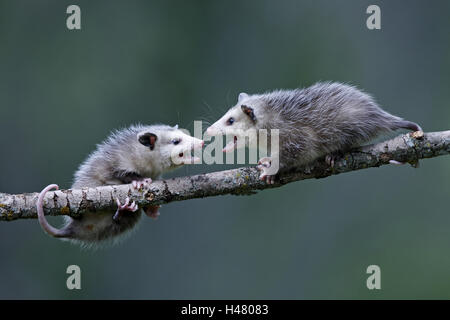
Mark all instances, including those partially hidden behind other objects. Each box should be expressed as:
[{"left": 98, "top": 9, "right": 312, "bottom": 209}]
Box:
[
  {"left": 132, "top": 178, "right": 152, "bottom": 190},
  {"left": 325, "top": 153, "right": 341, "bottom": 168},
  {"left": 325, "top": 151, "right": 347, "bottom": 168},
  {"left": 113, "top": 197, "right": 139, "bottom": 221},
  {"left": 257, "top": 157, "right": 272, "bottom": 169},
  {"left": 257, "top": 157, "right": 276, "bottom": 184},
  {"left": 144, "top": 205, "right": 161, "bottom": 220},
  {"left": 325, "top": 154, "right": 334, "bottom": 168},
  {"left": 260, "top": 174, "right": 276, "bottom": 184}
]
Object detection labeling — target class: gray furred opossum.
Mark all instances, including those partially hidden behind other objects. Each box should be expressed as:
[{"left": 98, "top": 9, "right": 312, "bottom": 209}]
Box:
[
  {"left": 206, "top": 82, "right": 422, "bottom": 184},
  {"left": 37, "top": 124, "right": 204, "bottom": 247}
]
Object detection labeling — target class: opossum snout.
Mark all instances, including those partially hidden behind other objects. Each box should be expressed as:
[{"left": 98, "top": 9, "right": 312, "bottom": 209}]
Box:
[
  {"left": 191, "top": 139, "right": 205, "bottom": 150},
  {"left": 206, "top": 126, "right": 220, "bottom": 136}
]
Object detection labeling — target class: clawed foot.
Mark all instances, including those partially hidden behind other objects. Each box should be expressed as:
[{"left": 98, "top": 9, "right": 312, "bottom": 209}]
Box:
[
  {"left": 132, "top": 178, "right": 152, "bottom": 190},
  {"left": 113, "top": 197, "right": 138, "bottom": 221},
  {"left": 130, "top": 178, "right": 161, "bottom": 220},
  {"left": 325, "top": 153, "right": 341, "bottom": 168},
  {"left": 257, "top": 157, "right": 276, "bottom": 184},
  {"left": 144, "top": 205, "right": 161, "bottom": 220}
]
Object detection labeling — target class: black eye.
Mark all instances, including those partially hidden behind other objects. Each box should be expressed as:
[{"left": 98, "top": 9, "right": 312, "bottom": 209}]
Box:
[
  {"left": 226, "top": 117, "right": 235, "bottom": 125},
  {"left": 172, "top": 138, "right": 180, "bottom": 145}
]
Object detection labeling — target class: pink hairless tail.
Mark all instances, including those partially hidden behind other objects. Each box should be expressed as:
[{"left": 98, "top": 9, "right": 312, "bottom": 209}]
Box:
[{"left": 36, "top": 184, "right": 68, "bottom": 238}]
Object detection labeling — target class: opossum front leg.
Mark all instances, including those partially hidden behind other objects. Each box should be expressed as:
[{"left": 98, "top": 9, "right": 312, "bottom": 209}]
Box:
[
  {"left": 131, "top": 178, "right": 152, "bottom": 190},
  {"left": 257, "top": 157, "right": 277, "bottom": 184},
  {"left": 325, "top": 153, "right": 340, "bottom": 168},
  {"left": 111, "top": 175, "right": 149, "bottom": 221},
  {"left": 325, "top": 150, "right": 348, "bottom": 168},
  {"left": 113, "top": 197, "right": 138, "bottom": 221},
  {"left": 131, "top": 178, "right": 161, "bottom": 220}
]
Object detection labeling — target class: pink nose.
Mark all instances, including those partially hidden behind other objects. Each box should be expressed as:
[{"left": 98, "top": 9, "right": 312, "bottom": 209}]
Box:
[{"left": 201, "top": 140, "right": 205, "bottom": 147}]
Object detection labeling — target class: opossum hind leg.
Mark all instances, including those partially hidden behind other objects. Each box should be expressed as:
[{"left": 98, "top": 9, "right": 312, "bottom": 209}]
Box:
[
  {"left": 144, "top": 205, "right": 161, "bottom": 220},
  {"left": 113, "top": 197, "right": 138, "bottom": 221}
]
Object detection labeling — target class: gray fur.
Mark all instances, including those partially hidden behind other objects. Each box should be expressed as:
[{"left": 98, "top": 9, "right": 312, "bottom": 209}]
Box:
[
  {"left": 43, "top": 124, "right": 200, "bottom": 247},
  {"left": 73, "top": 124, "right": 178, "bottom": 189},
  {"left": 211, "top": 82, "right": 422, "bottom": 171},
  {"left": 261, "top": 82, "right": 422, "bottom": 168}
]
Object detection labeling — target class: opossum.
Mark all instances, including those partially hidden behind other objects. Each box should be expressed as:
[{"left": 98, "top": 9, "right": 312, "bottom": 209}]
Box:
[
  {"left": 37, "top": 124, "right": 204, "bottom": 247},
  {"left": 206, "top": 82, "right": 422, "bottom": 184}
]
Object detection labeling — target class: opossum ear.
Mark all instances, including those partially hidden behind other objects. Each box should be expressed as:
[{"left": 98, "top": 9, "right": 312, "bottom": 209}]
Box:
[
  {"left": 138, "top": 132, "right": 158, "bottom": 150},
  {"left": 238, "top": 92, "right": 248, "bottom": 102},
  {"left": 241, "top": 105, "right": 256, "bottom": 122},
  {"left": 174, "top": 124, "right": 179, "bottom": 130}
]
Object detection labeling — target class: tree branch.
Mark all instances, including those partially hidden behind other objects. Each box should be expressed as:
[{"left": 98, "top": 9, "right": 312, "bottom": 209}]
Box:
[{"left": 1, "top": 130, "right": 449, "bottom": 221}]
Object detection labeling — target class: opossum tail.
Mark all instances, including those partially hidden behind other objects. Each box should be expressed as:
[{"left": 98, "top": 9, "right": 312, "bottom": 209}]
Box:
[{"left": 37, "top": 184, "right": 71, "bottom": 238}]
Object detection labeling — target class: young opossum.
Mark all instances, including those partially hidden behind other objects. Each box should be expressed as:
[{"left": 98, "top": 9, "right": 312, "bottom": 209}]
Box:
[
  {"left": 37, "top": 124, "right": 204, "bottom": 246},
  {"left": 206, "top": 82, "right": 422, "bottom": 184}
]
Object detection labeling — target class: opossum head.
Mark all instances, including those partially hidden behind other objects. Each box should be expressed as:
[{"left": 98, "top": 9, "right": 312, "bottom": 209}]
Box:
[
  {"left": 206, "top": 92, "right": 266, "bottom": 152},
  {"left": 137, "top": 125, "right": 204, "bottom": 172}
]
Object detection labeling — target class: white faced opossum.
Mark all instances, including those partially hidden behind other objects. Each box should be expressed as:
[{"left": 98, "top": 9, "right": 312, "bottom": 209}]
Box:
[
  {"left": 206, "top": 82, "right": 422, "bottom": 184},
  {"left": 37, "top": 124, "right": 204, "bottom": 247}
]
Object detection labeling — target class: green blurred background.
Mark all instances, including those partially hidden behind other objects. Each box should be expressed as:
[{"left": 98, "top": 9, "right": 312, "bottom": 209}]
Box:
[{"left": 0, "top": 0, "right": 449, "bottom": 299}]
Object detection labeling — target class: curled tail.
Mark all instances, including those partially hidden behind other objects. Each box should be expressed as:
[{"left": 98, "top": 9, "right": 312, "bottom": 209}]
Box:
[
  {"left": 395, "top": 120, "right": 423, "bottom": 132},
  {"left": 37, "top": 184, "right": 70, "bottom": 238}
]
